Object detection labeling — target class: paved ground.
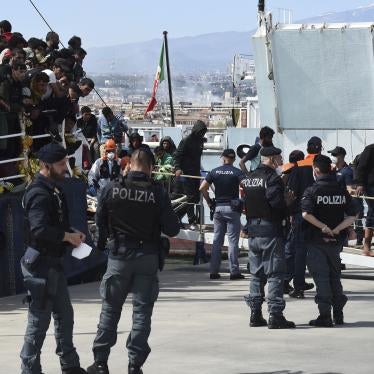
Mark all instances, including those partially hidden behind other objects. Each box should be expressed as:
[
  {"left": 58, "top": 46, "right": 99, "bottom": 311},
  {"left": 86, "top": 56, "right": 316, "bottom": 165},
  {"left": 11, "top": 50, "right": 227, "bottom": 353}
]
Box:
[{"left": 1, "top": 258, "right": 373, "bottom": 374}]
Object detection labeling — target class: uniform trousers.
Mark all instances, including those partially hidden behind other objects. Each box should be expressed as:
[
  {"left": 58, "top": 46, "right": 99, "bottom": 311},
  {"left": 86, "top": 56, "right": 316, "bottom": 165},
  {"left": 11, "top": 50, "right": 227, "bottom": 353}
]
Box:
[
  {"left": 20, "top": 259, "right": 80, "bottom": 374},
  {"left": 306, "top": 242, "right": 347, "bottom": 316},
  {"left": 246, "top": 235, "right": 286, "bottom": 314},
  {"left": 210, "top": 205, "right": 241, "bottom": 275},
  {"left": 92, "top": 254, "right": 159, "bottom": 367}
]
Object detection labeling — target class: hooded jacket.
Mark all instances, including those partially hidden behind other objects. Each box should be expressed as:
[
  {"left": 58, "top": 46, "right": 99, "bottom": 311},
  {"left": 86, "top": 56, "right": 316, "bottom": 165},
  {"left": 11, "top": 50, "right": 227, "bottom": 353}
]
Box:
[
  {"left": 159, "top": 136, "right": 177, "bottom": 156},
  {"left": 173, "top": 120, "right": 207, "bottom": 175}
]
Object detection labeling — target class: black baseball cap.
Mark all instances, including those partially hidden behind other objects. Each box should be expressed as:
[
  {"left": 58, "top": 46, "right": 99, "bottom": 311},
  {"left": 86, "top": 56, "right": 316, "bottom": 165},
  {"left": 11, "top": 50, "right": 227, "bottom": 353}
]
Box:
[
  {"left": 260, "top": 146, "right": 282, "bottom": 157},
  {"left": 37, "top": 143, "right": 67, "bottom": 163},
  {"left": 221, "top": 148, "right": 236, "bottom": 158},
  {"left": 328, "top": 146, "right": 346, "bottom": 156}
]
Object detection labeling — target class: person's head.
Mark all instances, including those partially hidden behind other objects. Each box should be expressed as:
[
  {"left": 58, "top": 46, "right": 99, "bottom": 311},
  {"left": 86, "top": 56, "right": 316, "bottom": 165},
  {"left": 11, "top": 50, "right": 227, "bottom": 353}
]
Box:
[
  {"left": 130, "top": 149, "right": 154, "bottom": 176},
  {"left": 260, "top": 146, "right": 283, "bottom": 174},
  {"left": 192, "top": 120, "right": 207, "bottom": 138},
  {"left": 27, "top": 37, "right": 42, "bottom": 50},
  {"left": 313, "top": 154, "right": 332, "bottom": 178},
  {"left": 102, "top": 106, "right": 114, "bottom": 121},
  {"left": 37, "top": 143, "right": 68, "bottom": 180},
  {"left": 53, "top": 58, "right": 70, "bottom": 79},
  {"left": 289, "top": 150, "right": 305, "bottom": 164},
  {"left": 31, "top": 71, "right": 49, "bottom": 95},
  {"left": 221, "top": 148, "right": 236, "bottom": 165},
  {"left": 46, "top": 31, "right": 59, "bottom": 49},
  {"left": 328, "top": 146, "right": 346, "bottom": 165},
  {"left": 68, "top": 35, "right": 82, "bottom": 50},
  {"left": 259, "top": 126, "right": 275, "bottom": 147},
  {"left": 81, "top": 106, "right": 92, "bottom": 122},
  {"left": 129, "top": 132, "right": 143, "bottom": 149},
  {"left": 68, "top": 83, "right": 82, "bottom": 102},
  {"left": 78, "top": 77, "right": 95, "bottom": 97},
  {"left": 11, "top": 48, "right": 26, "bottom": 64},
  {"left": 307, "top": 136, "right": 322, "bottom": 155},
  {"left": 104, "top": 139, "right": 117, "bottom": 160},
  {"left": 151, "top": 134, "right": 158, "bottom": 142},
  {"left": 8, "top": 33, "right": 27, "bottom": 50},
  {"left": 154, "top": 146, "right": 165, "bottom": 160},
  {"left": 11, "top": 62, "right": 26, "bottom": 81},
  {"left": 0, "top": 20, "right": 12, "bottom": 34}
]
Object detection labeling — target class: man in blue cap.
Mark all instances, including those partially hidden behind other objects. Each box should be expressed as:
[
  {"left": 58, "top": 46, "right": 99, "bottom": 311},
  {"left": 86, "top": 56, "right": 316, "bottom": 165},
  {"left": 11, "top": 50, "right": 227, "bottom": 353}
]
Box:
[{"left": 20, "top": 143, "right": 87, "bottom": 374}]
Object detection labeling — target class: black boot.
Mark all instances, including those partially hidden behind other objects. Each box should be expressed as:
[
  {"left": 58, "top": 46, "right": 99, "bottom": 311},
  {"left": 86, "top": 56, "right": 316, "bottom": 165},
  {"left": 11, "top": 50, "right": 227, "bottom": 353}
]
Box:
[
  {"left": 333, "top": 310, "right": 344, "bottom": 325},
  {"left": 283, "top": 281, "right": 294, "bottom": 294},
  {"left": 268, "top": 314, "right": 296, "bottom": 329},
  {"left": 87, "top": 362, "right": 109, "bottom": 374},
  {"left": 302, "top": 282, "right": 314, "bottom": 291},
  {"left": 309, "top": 315, "right": 334, "bottom": 327},
  {"left": 128, "top": 363, "right": 143, "bottom": 374},
  {"left": 63, "top": 367, "right": 87, "bottom": 374},
  {"left": 250, "top": 310, "right": 268, "bottom": 327}
]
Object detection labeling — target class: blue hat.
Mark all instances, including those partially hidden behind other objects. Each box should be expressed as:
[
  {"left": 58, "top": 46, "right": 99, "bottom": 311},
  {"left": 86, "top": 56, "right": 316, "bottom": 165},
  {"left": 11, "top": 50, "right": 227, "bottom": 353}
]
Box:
[{"left": 37, "top": 143, "right": 67, "bottom": 163}]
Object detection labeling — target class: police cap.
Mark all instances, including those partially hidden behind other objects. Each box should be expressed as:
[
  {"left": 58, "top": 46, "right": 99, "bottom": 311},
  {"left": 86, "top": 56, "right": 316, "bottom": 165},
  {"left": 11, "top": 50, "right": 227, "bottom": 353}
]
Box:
[
  {"left": 260, "top": 146, "right": 282, "bottom": 157},
  {"left": 37, "top": 143, "right": 67, "bottom": 163},
  {"left": 328, "top": 146, "right": 346, "bottom": 156},
  {"left": 221, "top": 148, "right": 236, "bottom": 158}
]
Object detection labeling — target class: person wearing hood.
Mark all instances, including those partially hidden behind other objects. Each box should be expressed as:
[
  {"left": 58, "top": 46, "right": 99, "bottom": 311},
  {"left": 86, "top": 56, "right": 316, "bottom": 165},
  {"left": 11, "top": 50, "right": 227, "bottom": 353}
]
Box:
[
  {"left": 174, "top": 120, "right": 207, "bottom": 227},
  {"left": 159, "top": 135, "right": 176, "bottom": 156},
  {"left": 128, "top": 132, "right": 152, "bottom": 157},
  {"left": 88, "top": 139, "right": 121, "bottom": 199}
]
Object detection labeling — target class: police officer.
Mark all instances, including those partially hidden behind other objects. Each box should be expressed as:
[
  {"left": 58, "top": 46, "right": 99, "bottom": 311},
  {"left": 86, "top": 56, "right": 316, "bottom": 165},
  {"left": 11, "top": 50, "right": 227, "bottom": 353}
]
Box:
[
  {"left": 301, "top": 155, "right": 357, "bottom": 327},
  {"left": 20, "top": 143, "right": 87, "bottom": 374},
  {"left": 87, "top": 149, "right": 180, "bottom": 374},
  {"left": 199, "top": 148, "right": 246, "bottom": 279},
  {"left": 242, "top": 146, "right": 295, "bottom": 329}
]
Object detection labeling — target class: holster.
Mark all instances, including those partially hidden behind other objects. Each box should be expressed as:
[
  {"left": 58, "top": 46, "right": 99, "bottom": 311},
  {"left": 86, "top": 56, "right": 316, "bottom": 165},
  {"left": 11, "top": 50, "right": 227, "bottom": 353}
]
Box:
[
  {"left": 230, "top": 198, "right": 244, "bottom": 213},
  {"left": 23, "top": 276, "right": 48, "bottom": 310},
  {"left": 21, "top": 247, "right": 41, "bottom": 273},
  {"left": 210, "top": 199, "right": 216, "bottom": 221},
  {"left": 159, "top": 237, "right": 170, "bottom": 271}
]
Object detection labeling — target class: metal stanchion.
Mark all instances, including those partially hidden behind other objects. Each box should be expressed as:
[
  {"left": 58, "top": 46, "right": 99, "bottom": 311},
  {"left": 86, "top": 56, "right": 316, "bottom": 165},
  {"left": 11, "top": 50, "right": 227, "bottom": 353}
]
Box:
[{"left": 193, "top": 193, "right": 208, "bottom": 265}]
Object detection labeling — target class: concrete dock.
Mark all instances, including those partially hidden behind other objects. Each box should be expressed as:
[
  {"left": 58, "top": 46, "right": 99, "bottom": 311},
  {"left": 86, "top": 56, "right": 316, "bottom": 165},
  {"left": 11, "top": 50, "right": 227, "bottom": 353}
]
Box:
[{"left": 1, "top": 258, "right": 373, "bottom": 374}]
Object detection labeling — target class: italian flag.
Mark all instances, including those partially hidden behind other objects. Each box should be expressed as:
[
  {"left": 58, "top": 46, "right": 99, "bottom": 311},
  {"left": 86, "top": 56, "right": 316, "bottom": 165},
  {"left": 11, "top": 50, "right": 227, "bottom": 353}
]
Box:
[{"left": 145, "top": 41, "right": 165, "bottom": 115}]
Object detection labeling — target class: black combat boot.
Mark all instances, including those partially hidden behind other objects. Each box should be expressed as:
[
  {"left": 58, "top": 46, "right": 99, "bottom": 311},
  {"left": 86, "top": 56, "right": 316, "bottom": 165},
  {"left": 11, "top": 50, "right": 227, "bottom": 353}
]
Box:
[
  {"left": 302, "top": 282, "right": 314, "bottom": 291},
  {"left": 309, "top": 315, "right": 334, "bottom": 327},
  {"left": 128, "top": 363, "right": 143, "bottom": 374},
  {"left": 333, "top": 310, "right": 344, "bottom": 325},
  {"left": 62, "top": 367, "right": 87, "bottom": 374},
  {"left": 268, "top": 314, "right": 296, "bottom": 329},
  {"left": 250, "top": 310, "right": 268, "bottom": 327},
  {"left": 87, "top": 362, "right": 109, "bottom": 374},
  {"left": 283, "top": 281, "right": 294, "bottom": 294}
]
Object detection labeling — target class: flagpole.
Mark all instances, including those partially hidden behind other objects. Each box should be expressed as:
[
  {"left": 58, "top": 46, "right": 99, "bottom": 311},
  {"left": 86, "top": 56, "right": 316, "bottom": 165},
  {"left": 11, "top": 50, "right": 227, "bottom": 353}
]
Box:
[{"left": 163, "top": 31, "right": 175, "bottom": 127}]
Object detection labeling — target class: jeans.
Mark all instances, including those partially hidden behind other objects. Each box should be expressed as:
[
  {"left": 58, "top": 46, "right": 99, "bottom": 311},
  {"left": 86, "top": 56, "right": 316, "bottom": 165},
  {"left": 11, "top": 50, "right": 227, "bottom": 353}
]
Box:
[{"left": 210, "top": 205, "right": 241, "bottom": 275}]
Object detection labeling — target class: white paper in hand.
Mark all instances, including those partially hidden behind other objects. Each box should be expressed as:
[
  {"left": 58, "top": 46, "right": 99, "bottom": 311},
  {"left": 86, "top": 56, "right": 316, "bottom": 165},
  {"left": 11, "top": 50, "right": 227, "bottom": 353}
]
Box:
[{"left": 72, "top": 242, "right": 92, "bottom": 259}]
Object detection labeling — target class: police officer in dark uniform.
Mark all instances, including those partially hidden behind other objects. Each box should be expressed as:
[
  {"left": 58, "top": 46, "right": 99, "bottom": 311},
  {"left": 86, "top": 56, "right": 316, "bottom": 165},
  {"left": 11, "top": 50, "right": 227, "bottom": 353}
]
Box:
[
  {"left": 301, "top": 155, "right": 357, "bottom": 327},
  {"left": 199, "top": 148, "right": 246, "bottom": 279},
  {"left": 20, "top": 143, "right": 87, "bottom": 374},
  {"left": 87, "top": 149, "right": 180, "bottom": 374},
  {"left": 242, "top": 146, "right": 295, "bottom": 329}
]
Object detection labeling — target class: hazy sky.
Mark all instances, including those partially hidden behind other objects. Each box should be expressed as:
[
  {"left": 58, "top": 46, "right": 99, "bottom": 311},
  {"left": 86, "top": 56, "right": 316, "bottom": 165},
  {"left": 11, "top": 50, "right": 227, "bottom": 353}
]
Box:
[{"left": 3, "top": 0, "right": 373, "bottom": 47}]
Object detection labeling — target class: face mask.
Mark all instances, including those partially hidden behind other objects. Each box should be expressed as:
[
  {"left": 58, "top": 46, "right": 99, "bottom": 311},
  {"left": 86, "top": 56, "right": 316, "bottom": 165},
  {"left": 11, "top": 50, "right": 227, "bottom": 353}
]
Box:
[
  {"left": 331, "top": 156, "right": 337, "bottom": 164},
  {"left": 107, "top": 152, "right": 115, "bottom": 160}
]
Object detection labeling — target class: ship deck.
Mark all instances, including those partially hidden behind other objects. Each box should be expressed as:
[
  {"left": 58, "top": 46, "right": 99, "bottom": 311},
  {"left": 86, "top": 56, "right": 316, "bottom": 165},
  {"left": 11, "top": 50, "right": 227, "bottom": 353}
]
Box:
[{"left": 1, "top": 258, "right": 373, "bottom": 374}]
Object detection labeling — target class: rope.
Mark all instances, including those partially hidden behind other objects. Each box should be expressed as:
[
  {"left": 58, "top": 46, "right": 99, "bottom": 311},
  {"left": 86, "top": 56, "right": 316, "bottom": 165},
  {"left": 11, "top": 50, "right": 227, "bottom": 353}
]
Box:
[{"left": 152, "top": 171, "right": 204, "bottom": 180}]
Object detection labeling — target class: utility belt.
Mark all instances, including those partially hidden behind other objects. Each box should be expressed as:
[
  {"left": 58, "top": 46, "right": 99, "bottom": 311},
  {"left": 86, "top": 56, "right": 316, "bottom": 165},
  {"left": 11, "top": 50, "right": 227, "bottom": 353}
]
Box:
[
  {"left": 247, "top": 218, "right": 284, "bottom": 238},
  {"left": 21, "top": 246, "right": 63, "bottom": 273},
  {"left": 108, "top": 233, "right": 170, "bottom": 271},
  {"left": 212, "top": 198, "right": 243, "bottom": 215}
]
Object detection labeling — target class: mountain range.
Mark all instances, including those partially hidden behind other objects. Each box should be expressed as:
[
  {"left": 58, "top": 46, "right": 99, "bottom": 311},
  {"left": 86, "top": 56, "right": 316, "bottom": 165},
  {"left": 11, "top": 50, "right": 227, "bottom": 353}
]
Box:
[{"left": 85, "top": 5, "right": 374, "bottom": 75}]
